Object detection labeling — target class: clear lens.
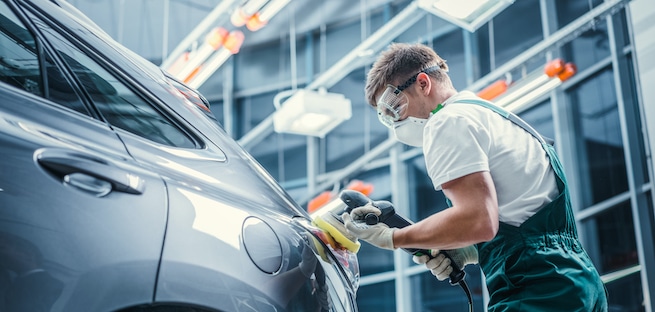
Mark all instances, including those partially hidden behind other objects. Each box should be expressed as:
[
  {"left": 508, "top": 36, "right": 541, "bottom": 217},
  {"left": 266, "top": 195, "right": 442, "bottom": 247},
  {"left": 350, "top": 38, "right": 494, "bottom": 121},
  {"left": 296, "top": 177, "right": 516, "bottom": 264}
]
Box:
[
  {"left": 304, "top": 224, "right": 360, "bottom": 291},
  {"left": 328, "top": 245, "right": 360, "bottom": 291},
  {"left": 377, "top": 84, "right": 408, "bottom": 128}
]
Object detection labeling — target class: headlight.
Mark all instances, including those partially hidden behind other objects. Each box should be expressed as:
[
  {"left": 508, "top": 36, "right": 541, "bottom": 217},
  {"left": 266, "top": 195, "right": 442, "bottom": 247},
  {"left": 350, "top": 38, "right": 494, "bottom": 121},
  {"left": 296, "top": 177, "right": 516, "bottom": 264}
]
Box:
[
  {"left": 297, "top": 218, "right": 360, "bottom": 291},
  {"left": 325, "top": 242, "right": 360, "bottom": 291}
]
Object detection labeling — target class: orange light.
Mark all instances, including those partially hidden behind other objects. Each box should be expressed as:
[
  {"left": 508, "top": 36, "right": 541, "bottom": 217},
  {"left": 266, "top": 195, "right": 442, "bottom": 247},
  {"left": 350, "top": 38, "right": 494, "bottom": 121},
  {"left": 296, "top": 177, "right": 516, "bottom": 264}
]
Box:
[
  {"left": 477, "top": 79, "right": 509, "bottom": 101},
  {"left": 223, "top": 30, "right": 245, "bottom": 54},
  {"left": 544, "top": 58, "right": 565, "bottom": 78},
  {"left": 308, "top": 191, "right": 333, "bottom": 213},
  {"left": 205, "top": 27, "right": 229, "bottom": 50},
  {"left": 345, "top": 180, "right": 374, "bottom": 197},
  {"left": 246, "top": 13, "right": 266, "bottom": 31},
  {"left": 166, "top": 51, "right": 190, "bottom": 76},
  {"left": 230, "top": 9, "right": 249, "bottom": 27},
  {"left": 558, "top": 63, "right": 577, "bottom": 81},
  {"left": 183, "top": 66, "right": 202, "bottom": 84},
  {"left": 246, "top": 13, "right": 267, "bottom": 31}
]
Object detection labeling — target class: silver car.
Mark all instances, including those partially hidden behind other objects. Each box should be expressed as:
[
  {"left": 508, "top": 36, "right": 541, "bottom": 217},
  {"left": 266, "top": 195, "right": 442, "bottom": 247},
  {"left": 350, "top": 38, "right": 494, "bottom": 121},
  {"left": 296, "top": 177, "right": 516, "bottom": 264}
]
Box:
[{"left": 0, "top": 0, "right": 359, "bottom": 311}]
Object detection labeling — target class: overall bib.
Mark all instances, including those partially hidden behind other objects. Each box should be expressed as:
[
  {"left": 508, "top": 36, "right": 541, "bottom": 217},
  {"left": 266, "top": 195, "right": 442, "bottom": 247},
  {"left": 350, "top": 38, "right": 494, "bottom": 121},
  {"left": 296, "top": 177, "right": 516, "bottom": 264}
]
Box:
[{"left": 451, "top": 99, "right": 608, "bottom": 311}]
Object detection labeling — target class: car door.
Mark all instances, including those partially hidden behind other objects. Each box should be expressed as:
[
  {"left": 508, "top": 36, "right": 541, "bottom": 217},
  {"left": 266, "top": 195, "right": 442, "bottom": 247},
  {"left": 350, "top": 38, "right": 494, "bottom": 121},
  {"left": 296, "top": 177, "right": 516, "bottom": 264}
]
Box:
[{"left": 0, "top": 2, "right": 168, "bottom": 311}]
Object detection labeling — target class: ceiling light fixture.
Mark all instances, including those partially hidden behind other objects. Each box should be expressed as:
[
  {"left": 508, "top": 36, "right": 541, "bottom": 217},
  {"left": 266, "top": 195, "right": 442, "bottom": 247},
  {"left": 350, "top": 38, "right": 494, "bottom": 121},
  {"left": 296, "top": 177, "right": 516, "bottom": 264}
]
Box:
[
  {"left": 273, "top": 89, "right": 352, "bottom": 138},
  {"left": 477, "top": 59, "right": 577, "bottom": 113},
  {"left": 184, "top": 30, "right": 245, "bottom": 89},
  {"left": 417, "top": 0, "right": 514, "bottom": 32},
  {"left": 231, "top": 0, "right": 292, "bottom": 31}
]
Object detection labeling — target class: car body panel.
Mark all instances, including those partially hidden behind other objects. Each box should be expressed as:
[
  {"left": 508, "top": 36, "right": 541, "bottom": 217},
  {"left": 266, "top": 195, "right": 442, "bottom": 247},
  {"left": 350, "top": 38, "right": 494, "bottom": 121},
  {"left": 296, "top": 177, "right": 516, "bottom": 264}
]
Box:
[
  {"left": 0, "top": 84, "right": 168, "bottom": 311},
  {"left": 155, "top": 185, "right": 358, "bottom": 311},
  {"left": 0, "top": 0, "right": 359, "bottom": 311}
]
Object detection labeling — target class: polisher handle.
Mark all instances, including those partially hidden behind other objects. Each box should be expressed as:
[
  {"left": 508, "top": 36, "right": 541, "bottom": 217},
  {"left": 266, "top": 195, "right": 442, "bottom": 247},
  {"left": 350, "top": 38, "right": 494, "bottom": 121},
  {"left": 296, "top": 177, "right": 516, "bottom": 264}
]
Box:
[{"left": 339, "top": 190, "right": 466, "bottom": 286}]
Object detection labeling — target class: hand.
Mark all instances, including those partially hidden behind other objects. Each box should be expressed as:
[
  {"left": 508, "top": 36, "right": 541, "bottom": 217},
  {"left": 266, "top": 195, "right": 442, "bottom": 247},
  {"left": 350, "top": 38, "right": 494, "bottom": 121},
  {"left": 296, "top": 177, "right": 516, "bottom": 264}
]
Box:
[
  {"left": 348, "top": 203, "right": 380, "bottom": 222},
  {"left": 342, "top": 206, "right": 396, "bottom": 250},
  {"left": 412, "top": 246, "right": 478, "bottom": 281}
]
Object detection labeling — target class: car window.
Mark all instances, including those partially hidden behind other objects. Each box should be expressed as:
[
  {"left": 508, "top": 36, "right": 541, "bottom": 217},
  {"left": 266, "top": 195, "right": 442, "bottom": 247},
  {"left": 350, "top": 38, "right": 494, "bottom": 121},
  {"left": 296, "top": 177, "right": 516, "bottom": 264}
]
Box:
[
  {"left": 0, "top": 2, "right": 88, "bottom": 115},
  {"left": 29, "top": 10, "right": 196, "bottom": 149}
]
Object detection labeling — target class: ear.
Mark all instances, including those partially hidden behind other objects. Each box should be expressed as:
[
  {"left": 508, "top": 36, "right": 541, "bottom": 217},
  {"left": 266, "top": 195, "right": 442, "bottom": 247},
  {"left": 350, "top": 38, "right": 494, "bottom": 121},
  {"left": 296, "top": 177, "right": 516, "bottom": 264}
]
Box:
[{"left": 416, "top": 72, "right": 432, "bottom": 96}]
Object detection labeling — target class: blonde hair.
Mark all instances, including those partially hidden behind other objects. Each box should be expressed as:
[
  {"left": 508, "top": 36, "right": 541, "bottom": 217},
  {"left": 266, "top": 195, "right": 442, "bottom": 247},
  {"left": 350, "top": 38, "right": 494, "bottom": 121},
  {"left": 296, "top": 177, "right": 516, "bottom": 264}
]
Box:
[{"left": 365, "top": 42, "right": 449, "bottom": 107}]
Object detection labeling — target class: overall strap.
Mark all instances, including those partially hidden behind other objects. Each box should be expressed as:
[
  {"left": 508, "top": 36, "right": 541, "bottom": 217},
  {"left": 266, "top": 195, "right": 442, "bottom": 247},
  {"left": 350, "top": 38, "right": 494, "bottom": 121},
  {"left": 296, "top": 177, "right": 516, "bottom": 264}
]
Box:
[
  {"left": 451, "top": 99, "right": 553, "bottom": 146},
  {"left": 450, "top": 97, "right": 564, "bottom": 193}
]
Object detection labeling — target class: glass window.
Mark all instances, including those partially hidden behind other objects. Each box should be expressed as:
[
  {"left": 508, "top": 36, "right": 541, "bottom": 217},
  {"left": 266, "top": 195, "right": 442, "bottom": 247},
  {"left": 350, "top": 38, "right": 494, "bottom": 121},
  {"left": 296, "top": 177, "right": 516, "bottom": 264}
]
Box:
[
  {"left": 356, "top": 240, "right": 394, "bottom": 276},
  {"left": 476, "top": 0, "right": 543, "bottom": 77},
  {"left": 0, "top": 2, "right": 87, "bottom": 115},
  {"left": 32, "top": 13, "right": 196, "bottom": 148},
  {"left": 411, "top": 266, "right": 484, "bottom": 311},
  {"left": 43, "top": 52, "right": 89, "bottom": 115},
  {"left": 412, "top": 162, "right": 450, "bottom": 221},
  {"left": 557, "top": 0, "right": 610, "bottom": 73},
  {"left": 355, "top": 280, "right": 396, "bottom": 312},
  {"left": 0, "top": 2, "right": 41, "bottom": 93},
  {"left": 562, "top": 19, "right": 610, "bottom": 74},
  {"left": 569, "top": 68, "right": 628, "bottom": 205},
  {"left": 492, "top": 0, "right": 543, "bottom": 67},
  {"left": 581, "top": 202, "right": 637, "bottom": 275},
  {"left": 431, "top": 29, "right": 466, "bottom": 90},
  {"left": 520, "top": 100, "right": 554, "bottom": 142},
  {"left": 556, "top": 0, "right": 604, "bottom": 27},
  {"left": 580, "top": 201, "right": 640, "bottom": 311},
  {"left": 604, "top": 272, "right": 644, "bottom": 312}
]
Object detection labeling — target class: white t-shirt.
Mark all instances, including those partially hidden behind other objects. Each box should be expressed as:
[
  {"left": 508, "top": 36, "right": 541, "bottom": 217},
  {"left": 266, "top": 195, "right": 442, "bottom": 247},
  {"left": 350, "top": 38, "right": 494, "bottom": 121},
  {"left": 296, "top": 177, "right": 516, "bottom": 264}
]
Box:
[{"left": 423, "top": 91, "right": 559, "bottom": 227}]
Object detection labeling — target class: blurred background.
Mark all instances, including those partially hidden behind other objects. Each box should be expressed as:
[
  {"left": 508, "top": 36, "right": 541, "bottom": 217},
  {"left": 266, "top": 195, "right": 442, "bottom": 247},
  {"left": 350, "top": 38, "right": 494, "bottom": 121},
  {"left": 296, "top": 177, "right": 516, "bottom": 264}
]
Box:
[{"left": 65, "top": 0, "right": 655, "bottom": 310}]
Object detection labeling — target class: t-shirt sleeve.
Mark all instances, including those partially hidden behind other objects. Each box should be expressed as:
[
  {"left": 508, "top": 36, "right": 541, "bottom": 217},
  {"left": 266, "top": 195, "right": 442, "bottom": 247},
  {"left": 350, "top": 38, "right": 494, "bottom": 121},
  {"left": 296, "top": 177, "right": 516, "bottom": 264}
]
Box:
[{"left": 423, "top": 110, "right": 491, "bottom": 191}]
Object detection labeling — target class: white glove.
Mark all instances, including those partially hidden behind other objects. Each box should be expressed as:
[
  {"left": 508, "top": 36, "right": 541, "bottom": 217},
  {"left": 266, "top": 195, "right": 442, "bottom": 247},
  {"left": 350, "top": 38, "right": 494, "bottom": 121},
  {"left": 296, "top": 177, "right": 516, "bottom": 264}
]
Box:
[
  {"left": 412, "top": 246, "right": 478, "bottom": 281},
  {"left": 342, "top": 205, "right": 396, "bottom": 250}
]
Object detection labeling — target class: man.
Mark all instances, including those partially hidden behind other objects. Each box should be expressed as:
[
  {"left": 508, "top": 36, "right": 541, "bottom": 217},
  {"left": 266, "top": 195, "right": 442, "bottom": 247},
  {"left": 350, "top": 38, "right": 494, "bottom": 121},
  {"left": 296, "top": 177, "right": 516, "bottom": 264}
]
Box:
[{"left": 341, "top": 42, "right": 608, "bottom": 311}]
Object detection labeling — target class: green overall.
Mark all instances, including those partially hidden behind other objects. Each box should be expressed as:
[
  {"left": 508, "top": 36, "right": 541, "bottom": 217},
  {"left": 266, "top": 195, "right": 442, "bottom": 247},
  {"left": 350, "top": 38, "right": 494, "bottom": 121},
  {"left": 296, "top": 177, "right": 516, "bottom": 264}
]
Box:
[{"left": 451, "top": 99, "right": 608, "bottom": 311}]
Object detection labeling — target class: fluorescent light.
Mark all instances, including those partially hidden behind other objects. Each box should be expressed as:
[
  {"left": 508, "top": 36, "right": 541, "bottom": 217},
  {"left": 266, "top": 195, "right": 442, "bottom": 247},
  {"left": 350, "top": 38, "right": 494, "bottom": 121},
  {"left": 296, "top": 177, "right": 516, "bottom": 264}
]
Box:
[
  {"left": 259, "top": 0, "right": 291, "bottom": 22},
  {"left": 291, "top": 113, "right": 333, "bottom": 132},
  {"left": 184, "top": 30, "right": 244, "bottom": 89},
  {"left": 433, "top": 0, "right": 491, "bottom": 20},
  {"left": 273, "top": 89, "right": 352, "bottom": 137},
  {"left": 418, "top": 0, "right": 514, "bottom": 32},
  {"left": 232, "top": 0, "right": 291, "bottom": 31},
  {"left": 242, "top": 0, "right": 268, "bottom": 16},
  {"left": 503, "top": 78, "right": 561, "bottom": 112},
  {"left": 494, "top": 73, "right": 549, "bottom": 107},
  {"left": 185, "top": 49, "right": 231, "bottom": 89},
  {"left": 489, "top": 59, "right": 577, "bottom": 113},
  {"left": 171, "top": 27, "right": 229, "bottom": 83}
]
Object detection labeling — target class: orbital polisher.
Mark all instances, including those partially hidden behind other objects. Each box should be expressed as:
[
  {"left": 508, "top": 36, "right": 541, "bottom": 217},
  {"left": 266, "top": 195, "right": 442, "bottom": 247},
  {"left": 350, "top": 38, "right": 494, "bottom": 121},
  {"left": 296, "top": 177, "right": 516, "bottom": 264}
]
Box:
[{"left": 310, "top": 189, "right": 474, "bottom": 311}]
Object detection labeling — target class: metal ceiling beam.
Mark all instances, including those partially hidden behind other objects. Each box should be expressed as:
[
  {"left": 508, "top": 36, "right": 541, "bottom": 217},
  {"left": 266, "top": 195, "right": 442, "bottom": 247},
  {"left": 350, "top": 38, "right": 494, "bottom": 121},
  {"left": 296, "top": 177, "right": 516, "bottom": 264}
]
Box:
[
  {"left": 293, "top": 0, "right": 633, "bottom": 204},
  {"left": 297, "top": 137, "right": 398, "bottom": 205},
  {"left": 238, "top": 1, "right": 426, "bottom": 148},
  {"left": 160, "top": 0, "right": 239, "bottom": 69},
  {"left": 466, "top": 0, "right": 630, "bottom": 93}
]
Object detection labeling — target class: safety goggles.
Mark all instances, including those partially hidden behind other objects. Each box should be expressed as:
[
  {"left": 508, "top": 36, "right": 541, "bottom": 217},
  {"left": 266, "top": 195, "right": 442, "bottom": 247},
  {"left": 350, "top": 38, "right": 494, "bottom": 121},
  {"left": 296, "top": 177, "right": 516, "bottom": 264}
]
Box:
[{"left": 376, "top": 66, "right": 441, "bottom": 128}]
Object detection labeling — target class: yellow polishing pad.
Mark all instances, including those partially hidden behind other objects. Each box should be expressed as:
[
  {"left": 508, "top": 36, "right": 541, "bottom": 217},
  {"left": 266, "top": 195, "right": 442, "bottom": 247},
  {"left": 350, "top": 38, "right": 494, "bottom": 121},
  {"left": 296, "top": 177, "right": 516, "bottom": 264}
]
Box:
[
  {"left": 307, "top": 230, "right": 331, "bottom": 262},
  {"left": 312, "top": 214, "right": 360, "bottom": 253}
]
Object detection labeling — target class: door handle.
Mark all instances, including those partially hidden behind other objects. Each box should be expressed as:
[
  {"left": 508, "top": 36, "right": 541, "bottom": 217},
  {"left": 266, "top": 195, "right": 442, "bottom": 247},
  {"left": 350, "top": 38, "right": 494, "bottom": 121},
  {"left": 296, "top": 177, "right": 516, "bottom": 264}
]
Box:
[{"left": 36, "top": 148, "right": 145, "bottom": 196}]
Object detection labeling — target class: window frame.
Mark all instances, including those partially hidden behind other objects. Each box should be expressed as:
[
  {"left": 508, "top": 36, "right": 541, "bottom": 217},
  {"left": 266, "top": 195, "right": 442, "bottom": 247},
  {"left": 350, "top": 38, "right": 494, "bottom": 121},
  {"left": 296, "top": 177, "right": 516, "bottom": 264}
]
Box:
[{"left": 14, "top": 0, "right": 205, "bottom": 149}]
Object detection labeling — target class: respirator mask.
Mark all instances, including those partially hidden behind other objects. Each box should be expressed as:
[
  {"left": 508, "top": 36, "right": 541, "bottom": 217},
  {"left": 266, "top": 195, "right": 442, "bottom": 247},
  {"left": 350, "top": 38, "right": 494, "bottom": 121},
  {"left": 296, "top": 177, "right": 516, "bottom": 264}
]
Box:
[
  {"left": 392, "top": 116, "right": 429, "bottom": 147},
  {"left": 376, "top": 66, "right": 443, "bottom": 147}
]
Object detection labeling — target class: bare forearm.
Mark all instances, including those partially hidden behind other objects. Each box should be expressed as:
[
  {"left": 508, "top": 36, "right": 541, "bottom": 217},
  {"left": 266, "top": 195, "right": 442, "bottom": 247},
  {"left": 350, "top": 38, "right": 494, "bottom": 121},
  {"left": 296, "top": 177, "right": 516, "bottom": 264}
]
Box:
[
  {"left": 392, "top": 205, "right": 495, "bottom": 250},
  {"left": 393, "top": 171, "right": 499, "bottom": 250}
]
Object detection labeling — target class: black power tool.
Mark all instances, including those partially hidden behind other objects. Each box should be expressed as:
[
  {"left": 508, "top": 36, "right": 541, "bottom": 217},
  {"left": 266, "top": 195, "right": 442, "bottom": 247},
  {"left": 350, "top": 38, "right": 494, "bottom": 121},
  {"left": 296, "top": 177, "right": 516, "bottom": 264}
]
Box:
[{"left": 339, "top": 189, "right": 474, "bottom": 311}]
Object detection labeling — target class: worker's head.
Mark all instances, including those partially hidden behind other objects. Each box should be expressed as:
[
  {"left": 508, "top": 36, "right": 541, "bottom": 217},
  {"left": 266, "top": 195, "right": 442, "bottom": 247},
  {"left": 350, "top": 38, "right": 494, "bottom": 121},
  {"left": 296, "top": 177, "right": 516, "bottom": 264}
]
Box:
[{"left": 365, "top": 43, "right": 454, "bottom": 146}]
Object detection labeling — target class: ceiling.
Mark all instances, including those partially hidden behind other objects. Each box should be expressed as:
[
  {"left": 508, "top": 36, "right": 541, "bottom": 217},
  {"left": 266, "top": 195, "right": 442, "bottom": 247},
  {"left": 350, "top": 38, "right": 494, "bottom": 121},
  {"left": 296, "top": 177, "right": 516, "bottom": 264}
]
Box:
[{"left": 230, "top": 0, "right": 403, "bottom": 48}]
